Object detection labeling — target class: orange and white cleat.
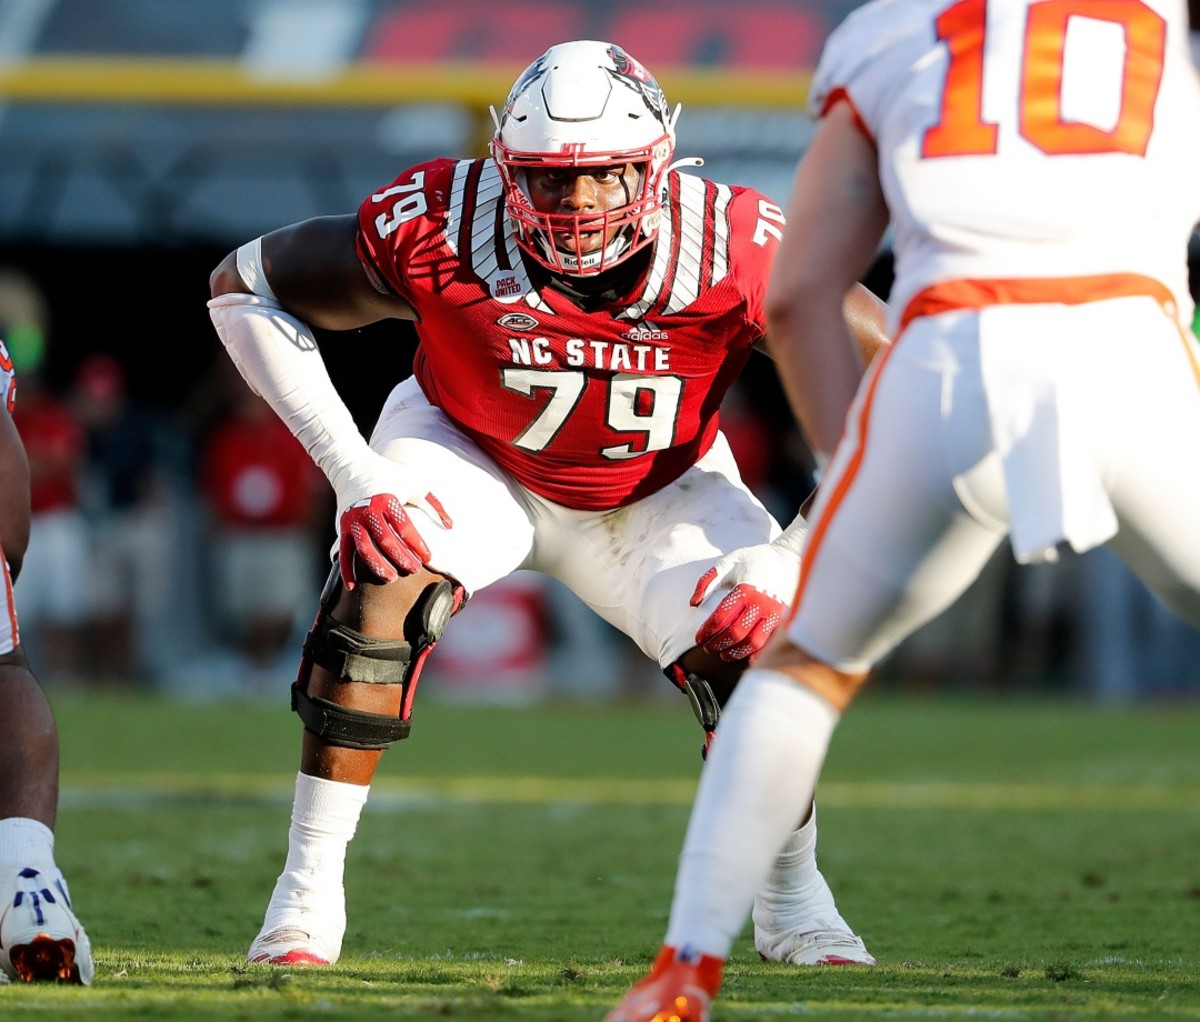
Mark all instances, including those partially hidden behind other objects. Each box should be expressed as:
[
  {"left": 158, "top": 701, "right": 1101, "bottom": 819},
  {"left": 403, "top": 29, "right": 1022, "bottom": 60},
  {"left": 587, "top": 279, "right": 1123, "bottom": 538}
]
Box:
[
  {"left": 604, "top": 945, "right": 724, "bottom": 1022},
  {"left": 0, "top": 866, "right": 93, "bottom": 984}
]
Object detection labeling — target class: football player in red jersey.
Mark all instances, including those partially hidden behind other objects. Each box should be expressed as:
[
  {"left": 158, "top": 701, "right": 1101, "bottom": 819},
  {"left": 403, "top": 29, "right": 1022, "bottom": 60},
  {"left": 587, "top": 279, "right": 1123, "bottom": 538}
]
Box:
[
  {"left": 208, "top": 40, "right": 887, "bottom": 970},
  {"left": 0, "top": 339, "right": 93, "bottom": 984}
]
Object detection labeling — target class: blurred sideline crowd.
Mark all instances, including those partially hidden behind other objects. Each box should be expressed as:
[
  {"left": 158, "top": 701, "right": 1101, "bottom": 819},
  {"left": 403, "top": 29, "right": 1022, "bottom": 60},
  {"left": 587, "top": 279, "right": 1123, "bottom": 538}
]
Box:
[{"left": 2, "top": 263, "right": 1199, "bottom": 707}]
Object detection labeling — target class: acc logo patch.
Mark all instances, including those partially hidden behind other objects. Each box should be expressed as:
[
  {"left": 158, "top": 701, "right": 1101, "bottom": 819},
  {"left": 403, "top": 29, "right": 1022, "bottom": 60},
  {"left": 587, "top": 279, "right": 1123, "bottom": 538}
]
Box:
[{"left": 497, "top": 312, "right": 540, "bottom": 331}]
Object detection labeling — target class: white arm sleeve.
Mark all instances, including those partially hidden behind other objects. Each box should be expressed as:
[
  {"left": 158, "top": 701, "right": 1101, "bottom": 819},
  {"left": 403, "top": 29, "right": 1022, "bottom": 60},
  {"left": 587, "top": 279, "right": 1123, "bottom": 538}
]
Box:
[{"left": 206, "top": 291, "right": 375, "bottom": 503}]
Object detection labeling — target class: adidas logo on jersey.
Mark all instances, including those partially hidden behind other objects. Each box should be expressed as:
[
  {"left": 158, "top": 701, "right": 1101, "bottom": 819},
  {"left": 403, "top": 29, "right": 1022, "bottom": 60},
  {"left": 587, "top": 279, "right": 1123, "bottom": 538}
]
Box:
[{"left": 623, "top": 323, "right": 668, "bottom": 341}]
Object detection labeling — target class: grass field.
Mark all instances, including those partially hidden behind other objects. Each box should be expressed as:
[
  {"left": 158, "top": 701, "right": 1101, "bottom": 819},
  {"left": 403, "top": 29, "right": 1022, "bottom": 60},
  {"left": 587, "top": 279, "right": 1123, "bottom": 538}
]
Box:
[{"left": 4, "top": 688, "right": 1200, "bottom": 1020}]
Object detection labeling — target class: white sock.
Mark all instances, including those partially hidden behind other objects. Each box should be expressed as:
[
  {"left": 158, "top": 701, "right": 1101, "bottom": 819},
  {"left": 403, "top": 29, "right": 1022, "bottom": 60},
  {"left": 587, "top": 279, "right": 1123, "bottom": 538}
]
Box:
[
  {"left": 261, "top": 772, "right": 369, "bottom": 935},
  {"left": 283, "top": 772, "right": 369, "bottom": 876},
  {"left": 0, "top": 818, "right": 56, "bottom": 869},
  {"left": 761, "top": 810, "right": 823, "bottom": 907},
  {"left": 665, "top": 668, "right": 840, "bottom": 960},
  {"left": 754, "top": 805, "right": 850, "bottom": 934},
  {"left": 775, "top": 810, "right": 817, "bottom": 860}
]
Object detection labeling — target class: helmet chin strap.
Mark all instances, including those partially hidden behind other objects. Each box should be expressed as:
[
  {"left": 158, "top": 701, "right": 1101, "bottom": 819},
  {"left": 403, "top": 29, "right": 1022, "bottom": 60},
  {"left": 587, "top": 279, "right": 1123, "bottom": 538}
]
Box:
[{"left": 538, "top": 228, "right": 633, "bottom": 276}]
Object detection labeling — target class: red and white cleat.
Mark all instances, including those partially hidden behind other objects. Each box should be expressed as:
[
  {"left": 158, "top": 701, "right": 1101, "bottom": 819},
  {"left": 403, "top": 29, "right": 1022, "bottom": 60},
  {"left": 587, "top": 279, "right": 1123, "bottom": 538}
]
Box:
[{"left": 247, "top": 926, "right": 334, "bottom": 966}]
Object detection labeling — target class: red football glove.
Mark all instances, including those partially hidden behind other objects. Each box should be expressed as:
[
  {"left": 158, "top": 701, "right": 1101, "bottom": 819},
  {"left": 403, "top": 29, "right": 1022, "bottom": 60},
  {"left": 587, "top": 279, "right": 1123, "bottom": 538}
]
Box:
[
  {"left": 338, "top": 492, "right": 452, "bottom": 590},
  {"left": 692, "top": 575, "right": 786, "bottom": 661},
  {"left": 690, "top": 542, "right": 802, "bottom": 662}
]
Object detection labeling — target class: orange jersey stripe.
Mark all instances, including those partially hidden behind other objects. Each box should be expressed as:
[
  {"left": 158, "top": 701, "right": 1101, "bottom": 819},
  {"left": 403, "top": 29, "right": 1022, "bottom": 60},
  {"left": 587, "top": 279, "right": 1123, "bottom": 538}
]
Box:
[
  {"left": 900, "top": 272, "right": 1197, "bottom": 391},
  {"left": 899, "top": 273, "right": 1176, "bottom": 333}
]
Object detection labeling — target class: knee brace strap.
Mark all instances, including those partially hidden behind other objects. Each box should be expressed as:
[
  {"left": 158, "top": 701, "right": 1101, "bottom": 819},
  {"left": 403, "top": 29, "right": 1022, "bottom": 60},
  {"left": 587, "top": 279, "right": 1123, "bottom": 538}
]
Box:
[
  {"left": 303, "top": 620, "right": 413, "bottom": 685},
  {"left": 293, "top": 576, "right": 458, "bottom": 751},
  {"left": 293, "top": 692, "right": 410, "bottom": 750}
]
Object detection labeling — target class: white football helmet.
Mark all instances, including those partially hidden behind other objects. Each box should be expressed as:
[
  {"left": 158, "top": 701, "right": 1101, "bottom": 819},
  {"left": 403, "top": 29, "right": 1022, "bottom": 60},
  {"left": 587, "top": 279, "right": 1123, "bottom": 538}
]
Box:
[{"left": 490, "top": 40, "right": 681, "bottom": 276}]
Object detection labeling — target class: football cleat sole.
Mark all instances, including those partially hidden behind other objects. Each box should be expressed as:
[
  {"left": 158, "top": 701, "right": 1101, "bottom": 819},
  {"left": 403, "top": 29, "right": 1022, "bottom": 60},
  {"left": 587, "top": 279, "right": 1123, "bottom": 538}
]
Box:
[{"left": 8, "top": 934, "right": 84, "bottom": 983}]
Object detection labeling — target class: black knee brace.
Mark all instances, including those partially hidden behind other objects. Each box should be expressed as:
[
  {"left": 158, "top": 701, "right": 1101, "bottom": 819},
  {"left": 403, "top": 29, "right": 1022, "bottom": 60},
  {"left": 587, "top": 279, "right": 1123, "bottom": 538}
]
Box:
[
  {"left": 665, "top": 663, "right": 727, "bottom": 760},
  {"left": 292, "top": 566, "right": 460, "bottom": 751}
]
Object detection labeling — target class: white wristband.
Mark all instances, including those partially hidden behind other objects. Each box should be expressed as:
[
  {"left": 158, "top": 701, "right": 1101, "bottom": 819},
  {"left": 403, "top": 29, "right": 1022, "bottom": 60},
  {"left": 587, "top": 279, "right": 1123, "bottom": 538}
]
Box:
[{"left": 236, "top": 238, "right": 278, "bottom": 301}]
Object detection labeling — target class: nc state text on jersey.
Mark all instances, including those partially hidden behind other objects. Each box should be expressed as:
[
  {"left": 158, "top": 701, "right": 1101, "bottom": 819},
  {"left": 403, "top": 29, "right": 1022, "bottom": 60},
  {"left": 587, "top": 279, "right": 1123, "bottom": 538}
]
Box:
[{"left": 506, "top": 337, "right": 671, "bottom": 372}]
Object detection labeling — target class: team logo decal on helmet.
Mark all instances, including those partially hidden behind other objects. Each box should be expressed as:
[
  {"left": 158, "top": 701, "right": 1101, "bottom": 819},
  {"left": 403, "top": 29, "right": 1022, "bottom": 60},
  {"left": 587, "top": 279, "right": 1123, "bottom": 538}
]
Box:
[
  {"left": 606, "top": 45, "right": 672, "bottom": 126},
  {"left": 488, "top": 40, "right": 689, "bottom": 277},
  {"left": 500, "top": 56, "right": 549, "bottom": 123}
]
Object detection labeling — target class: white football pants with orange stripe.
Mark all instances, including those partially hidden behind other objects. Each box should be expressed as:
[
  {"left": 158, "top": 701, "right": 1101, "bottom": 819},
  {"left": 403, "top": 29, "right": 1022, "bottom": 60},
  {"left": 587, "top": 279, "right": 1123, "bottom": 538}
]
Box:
[{"left": 787, "top": 292, "right": 1200, "bottom": 673}]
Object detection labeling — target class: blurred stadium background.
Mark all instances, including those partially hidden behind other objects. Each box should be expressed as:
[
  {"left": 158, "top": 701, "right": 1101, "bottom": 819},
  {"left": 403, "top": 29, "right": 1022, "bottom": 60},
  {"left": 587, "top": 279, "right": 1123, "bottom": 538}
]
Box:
[{"left": 1, "top": 0, "right": 1198, "bottom": 705}]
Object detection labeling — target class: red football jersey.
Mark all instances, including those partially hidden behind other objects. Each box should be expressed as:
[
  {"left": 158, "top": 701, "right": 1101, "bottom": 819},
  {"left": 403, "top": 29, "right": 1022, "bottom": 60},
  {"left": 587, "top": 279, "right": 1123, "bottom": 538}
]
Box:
[{"left": 356, "top": 158, "right": 784, "bottom": 510}]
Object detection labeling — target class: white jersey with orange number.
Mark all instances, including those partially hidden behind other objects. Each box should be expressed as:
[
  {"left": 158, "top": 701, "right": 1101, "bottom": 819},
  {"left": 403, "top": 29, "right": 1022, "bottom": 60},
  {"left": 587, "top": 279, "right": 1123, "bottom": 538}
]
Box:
[
  {"left": 785, "top": 0, "right": 1200, "bottom": 673},
  {"left": 810, "top": 0, "right": 1200, "bottom": 332}
]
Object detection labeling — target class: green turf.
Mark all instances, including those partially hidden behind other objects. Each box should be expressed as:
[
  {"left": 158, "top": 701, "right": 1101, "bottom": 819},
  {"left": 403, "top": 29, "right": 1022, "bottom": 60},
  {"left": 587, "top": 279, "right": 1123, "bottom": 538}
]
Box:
[{"left": 2, "top": 690, "right": 1197, "bottom": 1020}]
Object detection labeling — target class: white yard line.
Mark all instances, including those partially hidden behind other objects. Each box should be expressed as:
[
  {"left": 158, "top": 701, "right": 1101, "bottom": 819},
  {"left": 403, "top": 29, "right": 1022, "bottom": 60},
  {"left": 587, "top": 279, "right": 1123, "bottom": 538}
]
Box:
[{"left": 60, "top": 776, "right": 1200, "bottom": 810}]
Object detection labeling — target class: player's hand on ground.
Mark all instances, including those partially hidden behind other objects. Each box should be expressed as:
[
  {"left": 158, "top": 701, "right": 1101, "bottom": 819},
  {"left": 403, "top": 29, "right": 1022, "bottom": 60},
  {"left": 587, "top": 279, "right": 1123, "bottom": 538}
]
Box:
[{"left": 690, "top": 543, "right": 802, "bottom": 661}]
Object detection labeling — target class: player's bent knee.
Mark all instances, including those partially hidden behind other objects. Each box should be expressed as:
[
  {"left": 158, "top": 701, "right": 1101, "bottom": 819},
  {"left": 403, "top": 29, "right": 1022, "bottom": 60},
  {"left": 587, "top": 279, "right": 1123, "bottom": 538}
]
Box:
[
  {"left": 754, "top": 637, "right": 869, "bottom": 710},
  {"left": 292, "top": 566, "right": 460, "bottom": 750}
]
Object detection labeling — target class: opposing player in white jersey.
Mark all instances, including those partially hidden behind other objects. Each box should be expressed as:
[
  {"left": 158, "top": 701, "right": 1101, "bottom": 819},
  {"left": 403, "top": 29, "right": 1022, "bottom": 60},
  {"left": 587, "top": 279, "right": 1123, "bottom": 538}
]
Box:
[
  {"left": 208, "top": 40, "right": 889, "bottom": 970},
  {"left": 608, "top": 1, "right": 1200, "bottom": 1018},
  {"left": 0, "top": 339, "right": 93, "bottom": 985}
]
